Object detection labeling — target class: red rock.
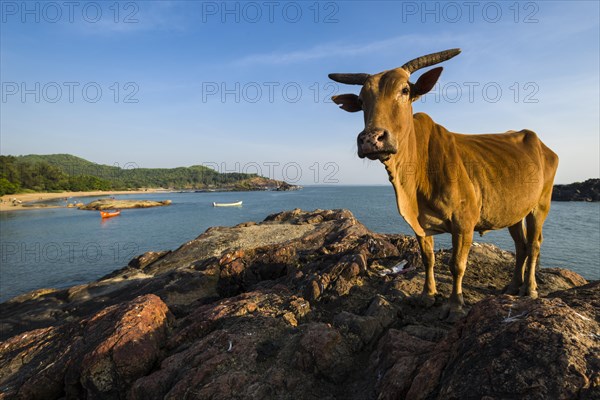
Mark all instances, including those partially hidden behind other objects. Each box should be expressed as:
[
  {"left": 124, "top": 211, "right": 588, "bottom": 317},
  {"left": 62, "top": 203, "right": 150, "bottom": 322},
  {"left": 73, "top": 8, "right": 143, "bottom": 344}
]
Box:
[{"left": 0, "top": 294, "right": 170, "bottom": 399}]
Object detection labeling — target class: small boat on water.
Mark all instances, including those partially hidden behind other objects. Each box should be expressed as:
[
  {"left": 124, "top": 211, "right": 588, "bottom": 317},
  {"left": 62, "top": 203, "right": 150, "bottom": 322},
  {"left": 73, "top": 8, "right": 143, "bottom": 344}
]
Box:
[
  {"left": 100, "top": 210, "right": 121, "bottom": 218},
  {"left": 212, "top": 201, "right": 243, "bottom": 207}
]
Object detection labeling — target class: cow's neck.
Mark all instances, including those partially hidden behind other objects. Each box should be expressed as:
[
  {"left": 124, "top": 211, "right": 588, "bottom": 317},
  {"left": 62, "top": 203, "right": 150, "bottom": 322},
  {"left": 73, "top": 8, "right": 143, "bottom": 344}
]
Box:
[
  {"left": 382, "top": 114, "right": 432, "bottom": 236},
  {"left": 383, "top": 114, "right": 431, "bottom": 195}
]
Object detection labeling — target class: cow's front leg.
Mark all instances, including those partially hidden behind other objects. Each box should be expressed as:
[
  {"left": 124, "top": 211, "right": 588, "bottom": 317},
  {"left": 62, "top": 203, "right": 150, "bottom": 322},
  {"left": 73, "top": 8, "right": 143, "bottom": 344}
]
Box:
[
  {"left": 441, "top": 230, "right": 473, "bottom": 322},
  {"left": 416, "top": 235, "right": 437, "bottom": 307}
]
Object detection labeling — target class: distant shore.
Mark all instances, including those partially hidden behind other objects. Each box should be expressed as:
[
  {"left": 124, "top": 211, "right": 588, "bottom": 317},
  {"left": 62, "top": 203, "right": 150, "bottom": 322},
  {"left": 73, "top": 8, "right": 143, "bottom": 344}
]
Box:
[{"left": 0, "top": 189, "right": 169, "bottom": 212}]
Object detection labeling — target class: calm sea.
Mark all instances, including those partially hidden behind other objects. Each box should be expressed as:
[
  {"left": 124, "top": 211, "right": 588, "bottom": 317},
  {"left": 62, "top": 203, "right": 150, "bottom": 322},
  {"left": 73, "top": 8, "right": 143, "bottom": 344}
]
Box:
[{"left": 1, "top": 186, "right": 598, "bottom": 302}]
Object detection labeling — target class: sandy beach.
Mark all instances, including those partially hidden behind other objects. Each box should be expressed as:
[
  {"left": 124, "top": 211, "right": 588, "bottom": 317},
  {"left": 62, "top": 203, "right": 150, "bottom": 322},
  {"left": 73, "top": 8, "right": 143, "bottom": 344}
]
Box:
[{"left": 0, "top": 189, "right": 168, "bottom": 212}]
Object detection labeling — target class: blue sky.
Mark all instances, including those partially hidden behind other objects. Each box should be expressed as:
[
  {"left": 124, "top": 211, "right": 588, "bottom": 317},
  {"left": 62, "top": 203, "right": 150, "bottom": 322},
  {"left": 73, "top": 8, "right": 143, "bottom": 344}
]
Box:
[{"left": 1, "top": 1, "right": 598, "bottom": 184}]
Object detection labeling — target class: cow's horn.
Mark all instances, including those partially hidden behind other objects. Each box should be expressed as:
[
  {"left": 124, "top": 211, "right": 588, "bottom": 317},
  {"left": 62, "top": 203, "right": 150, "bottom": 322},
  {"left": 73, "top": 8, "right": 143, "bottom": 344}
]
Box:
[
  {"left": 401, "top": 48, "right": 461, "bottom": 74},
  {"left": 328, "top": 73, "right": 370, "bottom": 85}
]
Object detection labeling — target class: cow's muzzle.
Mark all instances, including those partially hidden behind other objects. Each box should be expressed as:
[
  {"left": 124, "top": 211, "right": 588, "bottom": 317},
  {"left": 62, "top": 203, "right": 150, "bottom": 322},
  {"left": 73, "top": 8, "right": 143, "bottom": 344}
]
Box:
[{"left": 357, "top": 128, "right": 397, "bottom": 160}]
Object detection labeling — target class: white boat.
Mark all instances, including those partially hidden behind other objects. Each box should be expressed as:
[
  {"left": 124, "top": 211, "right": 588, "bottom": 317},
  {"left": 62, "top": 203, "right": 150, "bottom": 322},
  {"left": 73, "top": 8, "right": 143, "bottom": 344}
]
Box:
[{"left": 213, "top": 201, "right": 243, "bottom": 207}]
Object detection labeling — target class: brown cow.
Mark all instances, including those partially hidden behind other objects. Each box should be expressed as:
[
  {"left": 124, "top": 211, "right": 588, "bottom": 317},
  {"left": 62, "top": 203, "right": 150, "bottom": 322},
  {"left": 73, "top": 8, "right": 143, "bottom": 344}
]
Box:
[{"left": 329, "top": 49, "right": 558, "bottom": 320}]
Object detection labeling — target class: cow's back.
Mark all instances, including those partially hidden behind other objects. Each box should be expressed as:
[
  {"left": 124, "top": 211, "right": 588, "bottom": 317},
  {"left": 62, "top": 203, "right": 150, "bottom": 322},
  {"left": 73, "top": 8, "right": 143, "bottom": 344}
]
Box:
[{"left": 452, "top": 129, "right": 556, "bottom": 230}]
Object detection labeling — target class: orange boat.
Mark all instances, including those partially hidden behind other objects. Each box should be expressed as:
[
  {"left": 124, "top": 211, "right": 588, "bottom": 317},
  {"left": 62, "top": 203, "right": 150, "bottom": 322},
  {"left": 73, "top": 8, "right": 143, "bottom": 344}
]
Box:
[{"left": 100, "top": 210, "right": 121, "bottom": 218}]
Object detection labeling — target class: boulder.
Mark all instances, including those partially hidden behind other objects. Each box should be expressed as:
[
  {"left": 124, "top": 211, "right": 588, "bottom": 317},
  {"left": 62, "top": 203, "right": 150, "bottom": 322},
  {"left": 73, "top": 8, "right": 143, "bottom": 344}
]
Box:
[{"left": 0, "top": 294, "right": 170, "bottom": 399}]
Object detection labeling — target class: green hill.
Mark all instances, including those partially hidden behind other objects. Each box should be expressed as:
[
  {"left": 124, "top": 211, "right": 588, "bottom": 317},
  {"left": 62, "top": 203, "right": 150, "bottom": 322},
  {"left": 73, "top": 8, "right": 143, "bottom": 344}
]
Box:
[{"left": 0, "top": 154, "right": 290, "bottom": 195}]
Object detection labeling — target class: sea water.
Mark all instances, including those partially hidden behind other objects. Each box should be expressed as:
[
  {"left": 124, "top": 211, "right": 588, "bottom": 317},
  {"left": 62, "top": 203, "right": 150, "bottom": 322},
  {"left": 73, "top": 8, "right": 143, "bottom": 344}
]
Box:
[{"left": 1, "top": 186, "right": 598, "bottom": 302}]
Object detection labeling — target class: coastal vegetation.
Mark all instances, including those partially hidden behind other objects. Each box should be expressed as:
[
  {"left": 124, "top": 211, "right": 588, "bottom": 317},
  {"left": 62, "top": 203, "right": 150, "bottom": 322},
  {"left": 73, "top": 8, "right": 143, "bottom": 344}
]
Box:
[
  {"left": 0, "top": 154, "right": 291, "bottom": 195},
  {"left": 0, "top": 155, "right": 111, "bottom": 194}
]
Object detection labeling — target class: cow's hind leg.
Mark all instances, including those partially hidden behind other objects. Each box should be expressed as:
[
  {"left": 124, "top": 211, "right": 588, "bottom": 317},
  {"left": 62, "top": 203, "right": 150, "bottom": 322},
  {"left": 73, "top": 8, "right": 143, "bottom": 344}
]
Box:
[
  {"left": 441, "top": 230, "right": 473, "bottom": 322},
  {"left": 520, "top": 207, "right": 549, "bottom": 299},
  {"left": 416, "top": 235, "right": 437, "bottom": 307},
  {"left": 504, "top": 219, "right": 527, "bottom": 295}
]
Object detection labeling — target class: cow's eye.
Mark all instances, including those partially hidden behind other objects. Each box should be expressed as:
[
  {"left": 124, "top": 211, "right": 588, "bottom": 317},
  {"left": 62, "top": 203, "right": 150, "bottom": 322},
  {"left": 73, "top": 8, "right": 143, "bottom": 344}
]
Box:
[{"left": 402, "top": 87, "right": 410, "bottom": 95}]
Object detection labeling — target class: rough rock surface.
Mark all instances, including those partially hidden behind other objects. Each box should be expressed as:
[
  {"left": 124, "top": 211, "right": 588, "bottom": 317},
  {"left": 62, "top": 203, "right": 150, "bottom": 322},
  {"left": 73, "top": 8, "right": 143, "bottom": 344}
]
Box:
[{"left": 0, "top": 209, "right": 597, "bottom": 399}]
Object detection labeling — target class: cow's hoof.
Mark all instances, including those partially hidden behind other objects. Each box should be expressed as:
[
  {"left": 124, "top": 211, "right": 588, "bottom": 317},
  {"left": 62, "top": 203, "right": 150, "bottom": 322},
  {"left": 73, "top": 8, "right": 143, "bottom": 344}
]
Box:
[
  {"left": 420, "top": 293, "right": 437, "bottom": 308},
  {"left": 407, "top": 293, "right": 437, "bottom": 308},
  {"left": 439, "top": 305, "right": 466, "bottom": 322},
  {"left": 518, "top": 287, "right": 538, "bottom": 299},
  {"left": 502, "top": 283, "right": 520, "bottom": 295}
]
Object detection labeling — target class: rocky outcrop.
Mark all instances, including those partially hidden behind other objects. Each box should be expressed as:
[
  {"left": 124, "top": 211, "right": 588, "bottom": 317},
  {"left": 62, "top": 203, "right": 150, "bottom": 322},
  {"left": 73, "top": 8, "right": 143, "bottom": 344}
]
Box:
[
  {"left": 274, "top": 181, "right": 302, "bottom": 191},
  {"left": 553, "top": 178, "right": 600, "bottom": 201},
  {"left": 205, "top": 176, "right": 301, "bottom": 192},
  {"left": 79, "top": 199, "right": 172, "bottom": 210},
  {"left": 0, "top": 209, "right": 597, "bottom": 399}
]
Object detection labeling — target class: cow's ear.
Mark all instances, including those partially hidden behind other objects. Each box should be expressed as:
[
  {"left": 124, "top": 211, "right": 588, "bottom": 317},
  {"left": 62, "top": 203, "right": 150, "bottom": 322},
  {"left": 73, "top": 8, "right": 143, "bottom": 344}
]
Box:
[
  {"left": 413, "top": 67, "right": 443, "bottom": 97},
  {"left": 332, "top": 94, "right": 362, "bottom": 112}
]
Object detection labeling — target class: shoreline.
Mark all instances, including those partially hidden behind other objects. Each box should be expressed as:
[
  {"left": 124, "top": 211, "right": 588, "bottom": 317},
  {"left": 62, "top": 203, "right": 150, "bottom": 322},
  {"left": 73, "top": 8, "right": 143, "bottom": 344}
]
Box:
[{"left": 0, "top": 189, "right": 169, "bottom": 212}]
